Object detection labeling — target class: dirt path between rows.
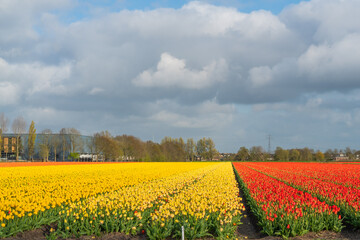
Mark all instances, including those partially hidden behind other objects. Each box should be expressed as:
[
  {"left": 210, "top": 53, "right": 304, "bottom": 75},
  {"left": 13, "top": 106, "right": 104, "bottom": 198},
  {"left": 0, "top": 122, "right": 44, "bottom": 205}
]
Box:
[
  {"left": 5, "top": 193, "right": 360, "bottom": 240},
  {"left": 4, "top": 219, "right": 360, "bottom": 240}
]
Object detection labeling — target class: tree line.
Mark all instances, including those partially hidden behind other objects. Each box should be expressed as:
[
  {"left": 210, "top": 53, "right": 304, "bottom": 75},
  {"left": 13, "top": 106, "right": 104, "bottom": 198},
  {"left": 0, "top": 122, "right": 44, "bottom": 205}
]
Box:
[
  {"left": 0, "top": 113, "right": 218, "bottom": 162},
  {"left": 92, "top": 132, "right": 218, "bottom": 162},
  {"left": 234, "top": 146, "right": 360, "bottom": 162}
]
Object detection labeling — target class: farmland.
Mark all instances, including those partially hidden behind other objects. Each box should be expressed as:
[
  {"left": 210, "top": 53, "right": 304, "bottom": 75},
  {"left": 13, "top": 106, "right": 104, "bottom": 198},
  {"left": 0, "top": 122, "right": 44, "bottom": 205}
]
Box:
[
  {"left": 1, "top": 162, "right": 360, "bottom": 239},
  {"left": 233, "top": 162, "right": 360, "bottom": 238},
  {"left": 0, "top": 162, "right": 244, "bottom": 239}
]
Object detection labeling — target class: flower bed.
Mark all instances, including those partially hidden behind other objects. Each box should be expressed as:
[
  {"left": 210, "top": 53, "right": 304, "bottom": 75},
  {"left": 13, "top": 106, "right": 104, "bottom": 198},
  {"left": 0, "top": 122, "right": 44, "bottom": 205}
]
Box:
[{"left": 233, "top": 163, "right": 342, "bottom": 238}]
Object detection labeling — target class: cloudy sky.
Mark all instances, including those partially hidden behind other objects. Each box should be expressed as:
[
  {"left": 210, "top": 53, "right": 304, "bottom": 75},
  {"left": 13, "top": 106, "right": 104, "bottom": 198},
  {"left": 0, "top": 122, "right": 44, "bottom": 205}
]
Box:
[{"left": 1, "top": 0, "right": 360, "bottom": 153}]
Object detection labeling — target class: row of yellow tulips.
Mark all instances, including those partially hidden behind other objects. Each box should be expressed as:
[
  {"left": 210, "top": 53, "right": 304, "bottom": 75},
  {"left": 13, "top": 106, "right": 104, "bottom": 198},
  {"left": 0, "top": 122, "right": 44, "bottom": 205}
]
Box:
[{"left": 1, "top": 162, "right": 244, "bottom": 239}]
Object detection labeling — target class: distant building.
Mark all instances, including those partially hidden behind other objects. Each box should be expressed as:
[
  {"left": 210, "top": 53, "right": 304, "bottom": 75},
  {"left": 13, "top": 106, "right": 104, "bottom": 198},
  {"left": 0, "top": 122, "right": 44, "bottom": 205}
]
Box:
[
  {"left": 219, "top": 153, "right": 235, "bottom": 161},
  {"left": 333, "top": 153, "right": 349, "bottom": 161},
  {"left": 0, "top": 133, "right": 93, "bottom": 161}
]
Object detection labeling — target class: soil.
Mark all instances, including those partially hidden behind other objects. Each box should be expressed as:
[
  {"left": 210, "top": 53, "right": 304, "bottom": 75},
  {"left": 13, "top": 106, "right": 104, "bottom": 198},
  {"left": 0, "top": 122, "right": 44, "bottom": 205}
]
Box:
[
  {"left": 4, "top": 222, "right": 360, "bottom": 240},
  {"left": 4, "top": 204, "right": 360, "bottom": 240},
  {"left": 234, "top": 203, "right": 360, "bottom": 240}
]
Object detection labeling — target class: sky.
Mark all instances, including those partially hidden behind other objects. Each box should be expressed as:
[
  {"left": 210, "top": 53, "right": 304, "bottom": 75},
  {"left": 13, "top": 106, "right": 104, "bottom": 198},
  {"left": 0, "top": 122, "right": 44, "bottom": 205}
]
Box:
[{"left": 1, "top": 0, "right": 360, "bottom": 153}]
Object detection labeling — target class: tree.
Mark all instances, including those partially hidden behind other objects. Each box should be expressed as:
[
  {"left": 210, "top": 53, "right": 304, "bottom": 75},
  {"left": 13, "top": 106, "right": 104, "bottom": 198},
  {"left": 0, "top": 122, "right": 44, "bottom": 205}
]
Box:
[
  {"left": 28, "top": 121, "right": 36, "bottom": 161},
  {"left": 185, "top": 138, "right": 196, "bottom": 161},
  {"left": 301, "top": 147, "right": 313, "bottom": 161},
  {"left": 249, "top": 146, "right": 265, "bottom": 161},
  {"left": 69, "top": 128, "right": 83, "bottom": 157},
  {"left": 95, "top": 131, "right": 122, "bottom": 161},
  {"left": 69, "top": 128, "right": 84, "bottom": 160},
  {"left": 86, "top": 137, "right": 96, "bottom": 162},
  {"left": 196, "top": 138, "right": 207, "bottom": 161},
  {"left": 127, "top": 136, "right": 146, "bottom": 160},
  {"left": 145, "top": 141, "right": 165, "bottom": 162},
  {"left": 93, "top": 132, "right": 103, "bottom": 161},
  {"left": 205, "top": 138, "right": 218, "bottom": 161},
  {"left": 324, "top": 149, "right": 334, "bottom": 161},
  {"left": 39, "top": 129, "right": 52, "bottom": 162},
  {"left": 179, "top": 137, "right": 186, "bottom": 153},
  {"left": 68, "top": 152, "right": 80, "bottom": 161},
  {"left": 116, "top": 135, "right": 145, "bottom": 161},
  {"left": 315, "top": 150, "right": 325, "bottom": 161},
  {"left": 12, "top": 116, "right": 26, "bottom": 161},
  {"left": 60, "top": 128, "right": 70, "bottom": 161},
  {"left": 160, "top": 137, "right": 186, "bottom": 162},
  {"left": 274, "top": 147, "right": 289, "bottom": 161},
  {"left": 289, "top": 149, "right": 300, "bottom": 161},
  {"left": 50, "top": 134, "right": 61, "bottom": 162},
  {"left": 235, "top": 147, "right": 249, "bottom": 161},
  {"left": 345, "top": 147, "right": 355, "bottom": 160}
]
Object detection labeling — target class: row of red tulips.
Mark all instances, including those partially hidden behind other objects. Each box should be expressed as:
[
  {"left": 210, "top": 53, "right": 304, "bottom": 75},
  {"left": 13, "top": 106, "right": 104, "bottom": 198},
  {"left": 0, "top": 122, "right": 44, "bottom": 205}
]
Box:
[
  {"left": 250, "top": 162, "right": 360, "bottom": 189},
  {"left": 242, "top": 162, "right": 360, "bottom": 228},
  {"left": 232, "top": 163, "right": 342, "bottom": 238}
]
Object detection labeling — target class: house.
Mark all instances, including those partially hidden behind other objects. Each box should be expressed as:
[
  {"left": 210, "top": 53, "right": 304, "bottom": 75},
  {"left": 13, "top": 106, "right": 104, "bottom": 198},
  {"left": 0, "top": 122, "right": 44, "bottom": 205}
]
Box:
[{"left": 333, "top": 153, "right": 349, "bottom": 161}]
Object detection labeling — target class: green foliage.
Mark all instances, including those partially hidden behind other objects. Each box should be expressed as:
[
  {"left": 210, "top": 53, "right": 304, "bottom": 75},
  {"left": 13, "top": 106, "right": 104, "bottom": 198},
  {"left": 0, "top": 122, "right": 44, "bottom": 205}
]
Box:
[
  {"left": 274, "top": 147, "right": 289, "bottom": 161},
  {"left": 301, "top": 147, "right": 313, "bottom": 161},
  {"left": 289, "top": 149, "right": 300, "bottom": 161},
  {"left": 315, "top": 151, "right": 325, "bottom": 161},
  {"left": 235, "top": 147, "right": 249, "bottom": 161},
  {"left": 196, "top": 137, "right": 218, "bottom": 161},
  {"left": 185, "top": 138, "right": 196, "bottom": 161},
  {"left": 28, "top": 121, "right": 37, "bottom": 161},
  {"left": 68, "top": 152, "right": 80, "bottom": 161},
  {"left": 39, "top": 144, "right": 50, "bottom": 162}
]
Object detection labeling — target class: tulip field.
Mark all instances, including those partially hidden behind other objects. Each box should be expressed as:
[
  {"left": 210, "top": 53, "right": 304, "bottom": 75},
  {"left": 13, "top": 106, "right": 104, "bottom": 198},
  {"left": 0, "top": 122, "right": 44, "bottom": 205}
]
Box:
[
  {"left": 1, "top": 161, "right": 360, "bottom": 239},
  {"left": 233, "top": 162, "right": 360, "bottom": 238},
  {"left": 0, "top": 162, "right": 244, "bottom": 239}
]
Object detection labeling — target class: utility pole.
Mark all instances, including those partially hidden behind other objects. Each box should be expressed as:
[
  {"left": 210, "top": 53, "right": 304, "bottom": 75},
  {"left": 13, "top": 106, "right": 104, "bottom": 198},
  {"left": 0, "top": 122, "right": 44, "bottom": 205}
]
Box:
[{"left": 268, "top": 134, "right": 271, "bottom": 154}]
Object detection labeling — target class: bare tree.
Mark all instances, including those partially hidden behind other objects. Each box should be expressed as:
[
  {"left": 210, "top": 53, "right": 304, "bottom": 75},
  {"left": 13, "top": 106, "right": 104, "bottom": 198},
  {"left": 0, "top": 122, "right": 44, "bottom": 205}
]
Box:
[
  {"left": 185, "top": 138, "right": 196, "bottom": 161},
  {"left": 39, "top": 129, "right": 52, "bottom": 162},
  {"left": 68, "top": 128, "right": 83, "bottom": 161},
  {"left": 12, "top": 116, "right": 26, "bottom": 161},
  {"left": 86, "top": 137, "right": 96, "bottom": 162},
  {"left": 95, "top": 131, "right": 122, "bottom": 161},
  {"left": 60, "top": 128, "right": 70, "bottom": 161},
  {"left": 50, "top": 134, "right": 61, "bottom": 162}
]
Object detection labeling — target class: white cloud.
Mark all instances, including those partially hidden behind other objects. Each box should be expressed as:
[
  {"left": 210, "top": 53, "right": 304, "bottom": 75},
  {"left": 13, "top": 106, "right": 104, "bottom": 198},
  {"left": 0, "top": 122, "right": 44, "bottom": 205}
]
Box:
[
  {"left": 88, "top": 87, "right": 105, "bottom": 95},
  {"left": 181, "top": 2, "right": 246, "bottom": 36},
  {"left": 249, "top": 66, "right": 273, "bottom": 87},
  {"left": 0, "top": 57, "right": 71, "bottom": 97},
  {"left": 298, "top": 34, "right": 360, "bottom": 82},
  {"left": 280, "top": 0, "right": 360, "bottom": 43},
  {"left": 149, "top": 99, "right": 234, "bottom": 129},
  {"left": 0, "top": 82, "right": 19, "bottom": 105},
  {"left": 0, "top": 0, "right": 73, "bottom": 46},
  {"left": 132, "top": 53, "right": 228, "bottom": 89},
  {"left": 2, "top": 0, "right": 360, "bottom": 151}
]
